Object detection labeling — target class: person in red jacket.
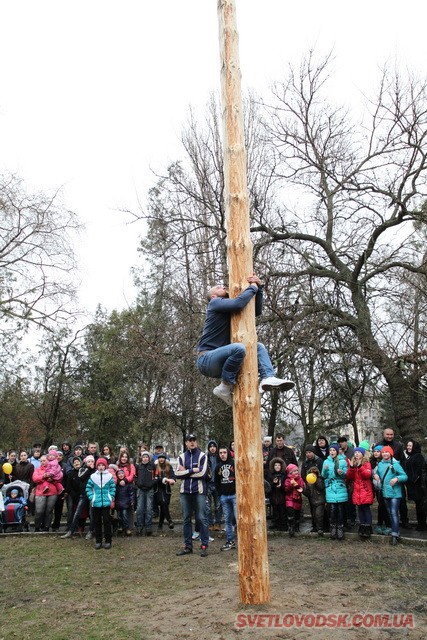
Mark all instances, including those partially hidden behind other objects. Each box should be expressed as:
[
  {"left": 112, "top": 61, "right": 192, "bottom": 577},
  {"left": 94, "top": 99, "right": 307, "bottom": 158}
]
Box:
[
  {"left": 284, "top": 464, "right": 305, "bottom": 537},
  {"left": 346, "top": 447, "right": 374, "bottom": 540}
]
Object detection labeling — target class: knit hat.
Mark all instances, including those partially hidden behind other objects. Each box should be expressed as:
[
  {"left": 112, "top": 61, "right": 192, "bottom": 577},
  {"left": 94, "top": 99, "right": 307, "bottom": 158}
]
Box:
[
  {"left": 374, "top": 445, "right": 383, "bottom": 451},
  {"left": 305, "top": 445, "right": 316, "bottom": 453},
  {"left": 109, "top": 463, "right": 118, "bottom": 471},
  {"left": 157, "top": 452, "right": 167, "bottom": 460},
  {"left": 116, "top": 468, "right": 125, "bottom": 475},
  {"left": 72, "top": 456, "right": 82, "bottom": 464},
  {"left": 84, "top": 455, "right": 95, "bottom": 464},
  {"left": 96, "top": 457, "right": 108, "bottom": 468},
  {"left": 47, "top": 450, "right": 59, "bottom": 458},
  {"left": 381, "top": 446, "right": 394, "bottom": 457},
  {"left": 286, "top": 464, "right": 299, "bottom": 473},
  {"left": 359, "top": 440, "right": 370, "bottom": 451},
  {"left": 329, "top": 443, "right": 340, "bottom": 453},
  {"left": 354, "top": 447, "right": 366, "bottom": 455},
  {"left": 141, "top": 451, "right": 151, "bottom": 459}
]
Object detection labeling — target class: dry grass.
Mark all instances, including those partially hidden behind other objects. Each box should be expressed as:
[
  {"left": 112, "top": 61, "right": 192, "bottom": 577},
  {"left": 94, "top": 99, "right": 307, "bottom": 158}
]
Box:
[{"left": 0, "top": 531, "right": 426, "bottom": 640}]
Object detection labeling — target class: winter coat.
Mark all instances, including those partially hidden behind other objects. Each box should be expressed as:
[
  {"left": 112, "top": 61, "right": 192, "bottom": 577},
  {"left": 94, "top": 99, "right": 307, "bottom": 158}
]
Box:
[
  {"left": 86, "top": 470, "right": 116, "bottom": 508},
  {"left": 301, "top": 455, "right": 323, "bottom": 481},
  {"left": 267, "top": 458, "right": 287, "bottom": 506},
  {"left": 284, "top": 475, "right": 305, "bottom": 510},
  {"left": 13, "top": 461, "right": 35, "bottom": 485},
  {"left": 321, "top": 455, "right": 348, "bottom": 503},
  {"left": 154, "top": 461, "right": 176, "bottom": 502},
  {"left": 346, "top": 460, "right": 374, "bottom": 505},
  {"left": 115, "top": 479, "right": 136, "bottom": 510},
  {"left": 314, "top": 437, "right": 329, "bottom": 462},
  {"left": 135, "top": 462, "right": 155, "bottom": 491},
  {"left": 175, "top": 447, "right": 208, "bottom": 495},
  {"left": 267, "top": 445, "right": 298, "bottom": 469},
  {"left": 32, "top": 465, "right": 61, "bottom": 497},
  {"left": 404, "top": 442, "right": 426, "bottom": 501},
  {"left": 302, "top": 468, "right": 326, "bottom": 505},
  {"left": 376, "top": 458, "right": 408, "bottom": 499}
]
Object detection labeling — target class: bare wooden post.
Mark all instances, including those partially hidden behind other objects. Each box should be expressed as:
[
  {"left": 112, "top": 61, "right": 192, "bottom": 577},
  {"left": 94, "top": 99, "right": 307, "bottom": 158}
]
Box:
[{"left": 217, "top": 0, "right": 270, "bottom": 605}]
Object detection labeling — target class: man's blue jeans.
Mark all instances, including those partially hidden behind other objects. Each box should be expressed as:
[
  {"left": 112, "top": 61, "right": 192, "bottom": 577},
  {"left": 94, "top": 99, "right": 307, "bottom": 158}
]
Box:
[
  {"left": 197, "top": 342, "right": 275, "bottom": 385},
  {"left": 385, "top": 497, "right": 401, "bottom": 537},
  {"left": 180, "top": 492, "right": 209, "bottom": 548},
  {"left": 220, "top": 493, "right": 237, "bottom": 542},
  {"left": 136, "top": 488, "right": 153, "bottom": 531}
]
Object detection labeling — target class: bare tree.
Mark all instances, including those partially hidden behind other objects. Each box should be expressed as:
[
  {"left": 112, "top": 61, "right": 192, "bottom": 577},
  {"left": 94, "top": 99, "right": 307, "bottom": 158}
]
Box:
[
  {"left": 256, "top": 52, "right": 427, "bottom": 440},
  {"left": 0, "top": 173, "right": 81, "bottom": 330}
]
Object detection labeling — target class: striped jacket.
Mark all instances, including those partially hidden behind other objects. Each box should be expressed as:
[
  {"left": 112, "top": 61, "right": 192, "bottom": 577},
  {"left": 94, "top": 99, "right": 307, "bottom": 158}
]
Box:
[{"left": 175, "top": 447, "right": 208, "bottom": 494}]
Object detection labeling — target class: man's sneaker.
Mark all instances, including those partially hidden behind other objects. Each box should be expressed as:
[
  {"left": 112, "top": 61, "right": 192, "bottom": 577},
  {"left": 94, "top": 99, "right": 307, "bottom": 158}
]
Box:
[
  {"left": 95, "top": 542, "right": 102, "bottom": 550},
  {"left": 103, "top": 542, "right": 112, "bottom": 549},
  {"left": 176, "top": 547, "right": 193, "bottom": 556},
  {"left": 209, "top": 536, "right": 214, "bottom": 542},
  {"left": 259, "top": 377, "right": 295, "bottom": 393},
  {"left": 221, "top": 540, "right": 236, "bottom": 551},
  {"left": 192, "top": 531, "right": 200, "bottom": 540},
  {"left": 60, "top": 531, "right": 73, "bottom": 539},
  {"left": 200, "top": 545, "right": 208, "bottom": 557},
  {"left": 85, "top": 531, "right": 93, "bottom": 540},
  {"left": 213, "top": 384, "right": 233, "bottom": 406}
]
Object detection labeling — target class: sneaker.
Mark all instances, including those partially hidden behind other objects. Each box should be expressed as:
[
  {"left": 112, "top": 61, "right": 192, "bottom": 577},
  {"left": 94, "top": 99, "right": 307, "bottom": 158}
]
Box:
[
  {"left": 176, "top": 547, "right": 193, "bottom": 556},
  {"left": 383, "top": 527, "right": 392, "bottom": 535},
  {"left": 209, "top": 536, "right": 215, "bottom": 542},
  {"left": 85, "top": 531, "right": 93, "bottom": 540},
  {"left": 213, "top": 384, "right": 233, "bottom": 406},
  {"left": 221, "top": 540, "right": 236, "bottom": 551},
  {"left": 200, "top": 545, "right": 209, "bottom": 557},
  {"left": 95, "top": 543, "right": 102, "bottom": 550},
  {"left": 259, "top": 377, "right": 295, "bottom": 393},
  {"left": 60, "top": 531, "right": 73, "bottom": 539},
  {"left": 103, "top": 542, "right": 112, "bottom": 549},
  {"left": 192, "top": 531, "right": 200, "bottom": 540},
  {"left": 168, "top": 521, "right": 175, "bottom": 530},
  {"left": 374, "top": 526, "right": 384, "bottom": 535}
]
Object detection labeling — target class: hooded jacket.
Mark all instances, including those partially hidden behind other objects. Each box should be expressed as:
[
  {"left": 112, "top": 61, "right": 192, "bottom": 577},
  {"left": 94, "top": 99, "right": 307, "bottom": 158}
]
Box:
[
  {"left": 404, "top": 441, "right": 426, "bottom": 500},
  {"left": 376, "top": 458, "right": 408, "bottom": 499},
  {"left": 321, "top": 454, "right": 348, "bottom": 503},
  {"left": 267, "top": 457, "right": 287, "bottom": 505}
]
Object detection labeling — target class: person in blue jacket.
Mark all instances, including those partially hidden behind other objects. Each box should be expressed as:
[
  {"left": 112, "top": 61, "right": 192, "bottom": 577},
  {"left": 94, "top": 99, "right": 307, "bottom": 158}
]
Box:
[
  {"left": 196, "top": 274, "right": 294, "bottom": 405},
  {"left": 321, "top": 444, "right": 348, "bottom": 541},
  {"left": 373, "top": 445, "right": 408, "bottom": 545},
  {"left": 86, "top": 457, "right": 116, "bottom": 550}
]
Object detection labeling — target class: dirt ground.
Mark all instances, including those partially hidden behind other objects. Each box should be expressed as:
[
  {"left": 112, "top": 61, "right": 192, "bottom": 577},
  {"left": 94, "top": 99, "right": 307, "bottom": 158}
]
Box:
[{"left": 1, "top": 529, "right": 425, "bottom": 640}]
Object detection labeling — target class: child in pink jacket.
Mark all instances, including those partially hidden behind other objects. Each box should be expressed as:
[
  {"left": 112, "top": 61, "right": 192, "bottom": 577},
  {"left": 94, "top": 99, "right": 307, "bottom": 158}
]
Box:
[{"left": 284, "top": 464, "right": 305, "bottom": 537}]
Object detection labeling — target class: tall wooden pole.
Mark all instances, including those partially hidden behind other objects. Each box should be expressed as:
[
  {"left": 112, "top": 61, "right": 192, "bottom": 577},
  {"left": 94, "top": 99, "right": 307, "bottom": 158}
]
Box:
[{"left": 217, "top": 0, "right": 270, "bottom": 605}]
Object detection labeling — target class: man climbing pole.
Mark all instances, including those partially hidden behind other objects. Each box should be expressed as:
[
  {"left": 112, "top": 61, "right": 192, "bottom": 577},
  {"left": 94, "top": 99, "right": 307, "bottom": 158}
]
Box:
[{"left": 196, "top": 274, "right": 294, "bottom": 405}]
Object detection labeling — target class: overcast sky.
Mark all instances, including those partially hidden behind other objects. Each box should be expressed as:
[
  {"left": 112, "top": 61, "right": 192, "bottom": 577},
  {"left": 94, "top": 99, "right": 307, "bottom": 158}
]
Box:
[{"left": 0, "top": 0, "right": 426, "bottom": 317}]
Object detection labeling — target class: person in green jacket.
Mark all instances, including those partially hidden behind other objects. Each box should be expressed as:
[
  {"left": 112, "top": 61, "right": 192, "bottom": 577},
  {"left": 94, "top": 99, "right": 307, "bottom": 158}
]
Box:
[
  {"left": 321, "top": 444, "right": 348, "bottom": 541},
  {"left": 374, "top": 446, "right": 408, "bottom": 546}
]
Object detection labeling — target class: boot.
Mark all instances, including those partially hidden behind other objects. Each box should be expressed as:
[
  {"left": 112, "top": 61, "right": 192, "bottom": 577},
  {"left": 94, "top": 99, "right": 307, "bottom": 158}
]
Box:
[
  {"left": 288, "top": 517, "right": 295, "bottom": 538},
  {"left": 358, "top": 524, "right": 367, "bottom": 540},
  {"left": 365, "top": 524, "right": 372, "bottom": 539},
  {"left": 330, "top": 524, "right": 337, "bottom": 540},
  {"left": 337, "top": 524, "right": 345, "bottom": 541}
]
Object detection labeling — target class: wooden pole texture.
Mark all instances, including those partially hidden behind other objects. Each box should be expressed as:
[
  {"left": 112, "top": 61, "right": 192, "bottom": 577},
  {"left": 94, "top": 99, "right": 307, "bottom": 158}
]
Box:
[{"left": 217, "top": 0, "right": 270, "bottom": 605}]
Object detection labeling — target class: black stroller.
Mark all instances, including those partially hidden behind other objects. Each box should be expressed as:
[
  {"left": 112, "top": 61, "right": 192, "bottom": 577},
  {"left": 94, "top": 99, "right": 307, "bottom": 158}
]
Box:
[{"left": 1, "top": 480, "right": 30, "bottom": 532}]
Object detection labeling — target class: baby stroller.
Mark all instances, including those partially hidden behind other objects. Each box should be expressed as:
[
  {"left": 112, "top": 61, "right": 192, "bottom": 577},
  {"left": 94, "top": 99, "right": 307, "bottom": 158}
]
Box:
[{"left": 1, "top": 480, "right": 30, "bottom": 532}]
